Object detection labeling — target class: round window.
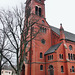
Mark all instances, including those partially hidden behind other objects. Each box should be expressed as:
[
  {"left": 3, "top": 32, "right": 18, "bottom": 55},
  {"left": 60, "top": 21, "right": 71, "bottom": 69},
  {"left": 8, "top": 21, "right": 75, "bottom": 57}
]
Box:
[
  {"left": 41, "top": 39, "right": 45, "bottom": 44},
  {"left": 69, "top": 45, "right": 72, "bottom": 50}
]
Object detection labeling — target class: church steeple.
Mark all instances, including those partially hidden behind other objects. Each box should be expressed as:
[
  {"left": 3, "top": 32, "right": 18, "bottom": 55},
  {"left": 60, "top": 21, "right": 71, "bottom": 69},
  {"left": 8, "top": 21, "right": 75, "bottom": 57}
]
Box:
[{"left": 25, "top": 0, "right": 46, "bottom": 19}]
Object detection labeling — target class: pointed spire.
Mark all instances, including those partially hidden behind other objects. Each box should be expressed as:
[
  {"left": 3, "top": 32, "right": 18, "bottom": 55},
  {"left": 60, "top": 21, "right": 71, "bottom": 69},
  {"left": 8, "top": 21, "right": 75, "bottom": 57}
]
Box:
[
  {"left": 60, "top": 23, "right": 65, "bottom": 41},
  {"left": 60, "top": 23, "right": 64, "bottom": 31}
]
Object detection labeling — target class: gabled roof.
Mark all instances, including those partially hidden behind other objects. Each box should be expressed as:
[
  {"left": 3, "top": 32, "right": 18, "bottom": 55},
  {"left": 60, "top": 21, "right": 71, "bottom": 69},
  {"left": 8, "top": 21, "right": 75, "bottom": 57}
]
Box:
[
  {"left": 44, "top": 42, "right": 62, "bottom": 55},
  {"left": 50, "top": 26, "right": 75, "bottom": 42}
]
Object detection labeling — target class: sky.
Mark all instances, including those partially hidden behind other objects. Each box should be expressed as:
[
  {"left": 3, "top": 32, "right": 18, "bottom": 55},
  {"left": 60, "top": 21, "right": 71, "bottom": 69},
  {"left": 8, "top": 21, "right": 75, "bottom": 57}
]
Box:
[{"left": 0, "top": 0, "right": 75, "bottom": 34}]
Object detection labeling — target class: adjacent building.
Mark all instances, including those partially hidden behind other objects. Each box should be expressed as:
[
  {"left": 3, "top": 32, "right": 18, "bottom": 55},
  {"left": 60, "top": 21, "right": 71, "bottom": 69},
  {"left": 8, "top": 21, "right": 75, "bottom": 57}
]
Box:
[
  {"left": 1, "top": 65, "right": 16, "bottom": 75},
  {"left": 1, "top": 70, "right": 12, "bottom": 75}
]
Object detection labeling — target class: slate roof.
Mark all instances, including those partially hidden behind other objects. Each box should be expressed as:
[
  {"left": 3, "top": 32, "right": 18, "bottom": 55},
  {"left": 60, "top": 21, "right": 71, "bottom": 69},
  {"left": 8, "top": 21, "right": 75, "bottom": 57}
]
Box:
[
  {"left": 44, "top": 42, "right": 62, "bottom": 55},
  {"left": 50, "top": 26, "right": 75, "bottom": 42}
]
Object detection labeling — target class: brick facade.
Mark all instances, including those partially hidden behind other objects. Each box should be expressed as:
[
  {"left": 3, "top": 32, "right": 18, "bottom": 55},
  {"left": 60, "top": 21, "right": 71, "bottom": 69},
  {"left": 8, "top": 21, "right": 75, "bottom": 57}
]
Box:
[{"left": 21, "top": 0, "right": 75, "bottom": 75}]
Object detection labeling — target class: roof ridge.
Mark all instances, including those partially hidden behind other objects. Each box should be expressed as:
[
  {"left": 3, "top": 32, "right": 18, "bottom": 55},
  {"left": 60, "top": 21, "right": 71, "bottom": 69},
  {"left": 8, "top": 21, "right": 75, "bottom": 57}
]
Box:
[
  {"left": 50, "top": 25, "right": 75, "bottom": 35},
  {"left": 50, "top": 25, "right": 75, "bottom": 42}
]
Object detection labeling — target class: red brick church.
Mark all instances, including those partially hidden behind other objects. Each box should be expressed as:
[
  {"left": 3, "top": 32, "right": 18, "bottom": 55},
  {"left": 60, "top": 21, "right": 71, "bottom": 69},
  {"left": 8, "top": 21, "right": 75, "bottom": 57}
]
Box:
[{"left": 21, "top": 0, "right": 75, "bottom": 75}]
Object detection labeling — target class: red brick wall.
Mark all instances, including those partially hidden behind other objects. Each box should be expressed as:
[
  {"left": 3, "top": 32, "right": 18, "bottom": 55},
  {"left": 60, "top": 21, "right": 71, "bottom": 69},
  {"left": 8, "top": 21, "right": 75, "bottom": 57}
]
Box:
[{"left": 21, "top": 0, "right": 75, "bottom": 75}]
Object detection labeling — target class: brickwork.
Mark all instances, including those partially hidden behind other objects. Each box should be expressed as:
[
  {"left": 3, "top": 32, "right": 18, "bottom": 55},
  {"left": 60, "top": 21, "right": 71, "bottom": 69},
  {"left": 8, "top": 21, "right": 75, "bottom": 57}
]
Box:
[{"left": 21, "top": 0, "right": 75, "bottom": 75}]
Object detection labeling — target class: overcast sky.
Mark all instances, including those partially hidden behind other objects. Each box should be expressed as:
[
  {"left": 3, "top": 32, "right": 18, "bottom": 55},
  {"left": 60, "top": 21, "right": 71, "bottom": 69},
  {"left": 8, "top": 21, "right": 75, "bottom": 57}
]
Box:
[{"left": 0, "top": 0, "right": 75, "bottom": 34}]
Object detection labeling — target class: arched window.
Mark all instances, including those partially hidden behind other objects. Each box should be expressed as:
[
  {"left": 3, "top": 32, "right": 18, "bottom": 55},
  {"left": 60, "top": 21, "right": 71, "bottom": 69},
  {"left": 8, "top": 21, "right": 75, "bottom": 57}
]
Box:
[
  {"left": 40, "top": 27, "right": 42, "bottom": 32},
  {"left": 59, "top": 54, "right": 61, "bottom": 59},
  {"left": 35, "top": 6, "right": 38, "bottom": 15},
  {"left": 71, "top": 54, "right": 72, "bottom": 60},
  {"left": 40, "top": 52, "right": 43, "bottom": 58},
  {"left": 43, "top": 27, "right": 44, "bottom": 32},
  {"left": 68, "top": 53, "right": 70, "bottom": 60},
  {"left": 39, "top": 8, "right": 41, "bottom": 16},
  {"left": 72, "top": 66, "right": 74, "bottom": 72},
  {"left": 62, "top": 54, "right": 63, "bottom": 59},
  {"left": 73, "top": 54, "right": 74, "bottom": 60},
  {"left": 61, "top": 66, "right": 64, "bottom": 72},
  {"left": 42, "top": 27, "right": 43, "bottom": 32},
  {"left": 74, "top": 54, "right": 75, "bottom": 60},
  {"left": 49, "top": 65, "right": 54, "bottom": 75},
  {"left": 69, "top": 45, "right": 72, "bottom": 50},
  {"left": 52, "top": 55, "right": 53, "bottom": 60},
  {"left": 49, "top": 65, "right": 53, "bottom": 69},
  {"left": 40, "top": 65, "right": 43, "bottom": 70},
  {"left": 59, "top": 54, "right": 63, "bottom": 59},
  {"left": 50, "top": 55, "right": 51, "bottom": 60},
  {"left": 44, "top": 28, "right": 46, "bottom": 33},
  {"left": 42, "top": 20, "right": 44, "bottom": 23},
  {"left": 48, "top": 56, "right": 49, "bottom": 60}
]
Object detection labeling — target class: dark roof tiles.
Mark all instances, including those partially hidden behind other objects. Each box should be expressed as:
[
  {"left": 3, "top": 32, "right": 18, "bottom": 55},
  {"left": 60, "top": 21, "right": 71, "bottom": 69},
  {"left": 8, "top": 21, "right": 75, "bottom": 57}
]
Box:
[
  {"left": 50, "top": 26, "right": 75, "bottom": 42},
  {"left": 44, "top": 42, "right": 62, "bottom": 55}
]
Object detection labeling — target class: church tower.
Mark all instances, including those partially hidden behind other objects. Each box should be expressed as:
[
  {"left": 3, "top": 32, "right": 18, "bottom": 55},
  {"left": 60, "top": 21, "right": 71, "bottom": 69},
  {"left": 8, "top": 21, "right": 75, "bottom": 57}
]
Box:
[
  {"left": 21, "top": 0, "right": 75, "bottom": 75},
  {"left": 25, "top": 0, "right": 45, "bottom": 18},
  {"left": 25, "top": 0, "right": 46, "bottom": 24},
  {"left": 22, "top": 0, "right": 51, "bottom": 75}
]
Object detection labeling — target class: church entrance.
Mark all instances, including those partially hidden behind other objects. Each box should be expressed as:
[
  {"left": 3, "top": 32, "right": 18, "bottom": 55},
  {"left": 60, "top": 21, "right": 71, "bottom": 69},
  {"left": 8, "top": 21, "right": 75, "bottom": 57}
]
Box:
[
  {"left": 48, "top": 65, "right": 54, "bottom": 75},
  {"left": 21, "top": 64, "right": 25, "bottom": 75}
]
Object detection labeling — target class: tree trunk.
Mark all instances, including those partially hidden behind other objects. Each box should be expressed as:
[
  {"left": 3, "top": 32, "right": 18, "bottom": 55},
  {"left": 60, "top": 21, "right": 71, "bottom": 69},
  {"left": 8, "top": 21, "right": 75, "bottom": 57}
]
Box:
[
  {"left": 0, "top": 50, "right": 2, "bottom": 75},
  {"left": 0, "top": 61, "right": 1, "bottom": 75},
  {"left": 17, "top": 71, "right": 20, "bottom": 75}
]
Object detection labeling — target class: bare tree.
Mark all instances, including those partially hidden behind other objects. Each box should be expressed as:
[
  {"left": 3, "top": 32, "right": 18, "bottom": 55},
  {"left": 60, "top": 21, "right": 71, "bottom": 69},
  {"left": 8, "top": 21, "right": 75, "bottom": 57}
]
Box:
[
  {"left": 0, "top": 30, "right": 10, "bottom": 75},
  {"left": 0, "top": 4, "right": 48, "bottom": 75}
]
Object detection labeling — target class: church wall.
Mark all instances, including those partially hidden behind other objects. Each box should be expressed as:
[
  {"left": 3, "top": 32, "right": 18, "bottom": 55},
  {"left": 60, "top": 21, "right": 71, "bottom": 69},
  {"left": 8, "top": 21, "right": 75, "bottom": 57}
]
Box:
[
  {"left": 51, "top": 30, "right": 60, "bottom": 46},
  {"left": 31, "top": 63, "right": 45, "bottom": 75},
  {"left": 21, "top": 0, "right": 75, "bottom": 75},
  {"left": 65, "top": 41, "right": 75, "bottom": 59},
  {"left": 56, "top": 62, "right": 67, "bottom": 75},
  {"left": 29, "top": 20, "right": 51, "bottom": 75},
  {"left": 45, "top": 43, "right": 68, "bottom": 75},
  {"left": 31, "top": 22, "right": 51, "bottom": 62},
  {"left": 56, "top": 43, "right": 66, "bottom": 61},
  {"left": 45, "top": 53, "right": 57, "bottom": 62},
  {"left": 66, "top": 62, "right": 75, "bottom": 75},
  {"left": 65, "top": 41, "right": 75, "bottom": 75},
  {"left": 45, "top": 62, "right": 58, "bottom": 75},
  {"left": 55, "top": 42, "right": 68, "bottom": 75}
]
